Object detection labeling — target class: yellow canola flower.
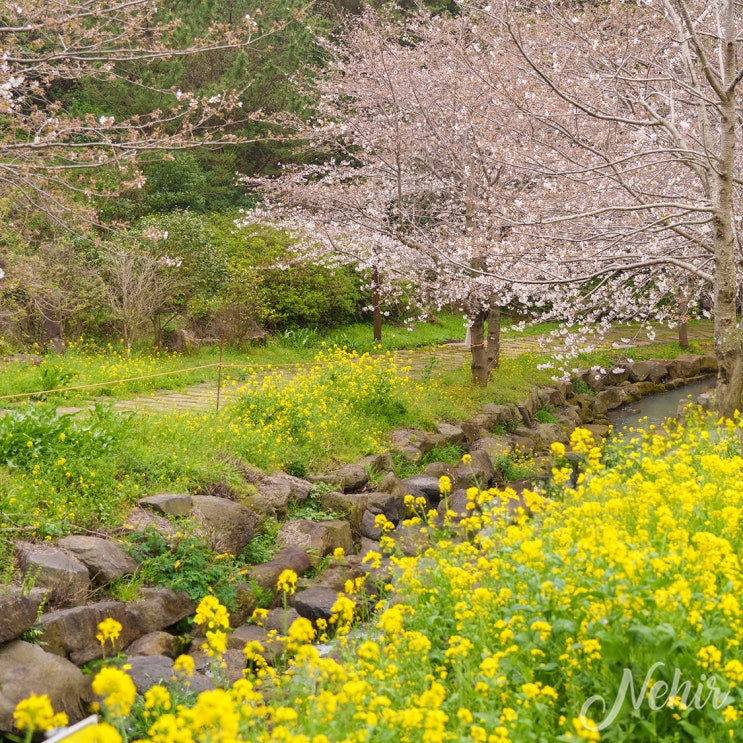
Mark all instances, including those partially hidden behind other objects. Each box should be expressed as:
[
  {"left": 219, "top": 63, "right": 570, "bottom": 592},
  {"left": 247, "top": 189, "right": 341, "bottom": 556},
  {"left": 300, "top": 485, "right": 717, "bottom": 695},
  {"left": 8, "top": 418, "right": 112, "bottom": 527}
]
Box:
[
  {"left": 64, "top": 722, "right": 123, "bottom": 743},
  {"left": 13, "top": 694, "right": 68, "bottom": 733},
  {"left": 96, "top": 618, "right": 122, "bottom": 648},
  {"left": 277, "top": 569, "right": 298, "bottom": 595},
  {"left": 91, "top": 667, "right": 137, "bottom": 718}
]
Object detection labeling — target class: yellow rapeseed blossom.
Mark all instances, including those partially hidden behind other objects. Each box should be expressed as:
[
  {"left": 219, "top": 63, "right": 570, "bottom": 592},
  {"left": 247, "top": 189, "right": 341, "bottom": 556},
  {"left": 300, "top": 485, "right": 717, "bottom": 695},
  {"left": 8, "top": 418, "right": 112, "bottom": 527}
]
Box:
[
  {"left": 96, "top": 618, "right": 122, "bottom": 648},
  {"left": 91, "top": 667, "right": 137, "bottom": 718},
  {"left": 13, "top": 694, "right": 68, "bottom": 732},
  {"left": 277, "top": 569, "right": 298, "bottom": 595}
]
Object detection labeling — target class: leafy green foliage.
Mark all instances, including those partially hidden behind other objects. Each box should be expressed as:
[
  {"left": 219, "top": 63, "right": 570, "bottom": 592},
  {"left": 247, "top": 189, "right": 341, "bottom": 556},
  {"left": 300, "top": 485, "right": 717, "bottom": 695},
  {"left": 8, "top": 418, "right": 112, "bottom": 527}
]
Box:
[
  {"left": 125, "top": 526, "right": 244, "bottom": 610},
  {"left": 534, "top": 405, "right": 558, "bottom": 424},
  {"left": 211, "top": 218, "right": 363, "bottom": 333},
  {"left": 241, "top": 517, "right": 281, "bottom": 565},
  {"left": 288, "top": 494, "right": 341, "bottom": 522}
]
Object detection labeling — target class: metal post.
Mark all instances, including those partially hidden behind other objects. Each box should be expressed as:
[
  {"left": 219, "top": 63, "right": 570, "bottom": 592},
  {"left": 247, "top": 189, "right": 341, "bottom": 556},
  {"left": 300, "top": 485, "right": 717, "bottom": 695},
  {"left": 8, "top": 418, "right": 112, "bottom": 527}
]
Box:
[{"left": 216, "top": 337, "right": 224, "bottom": 413}]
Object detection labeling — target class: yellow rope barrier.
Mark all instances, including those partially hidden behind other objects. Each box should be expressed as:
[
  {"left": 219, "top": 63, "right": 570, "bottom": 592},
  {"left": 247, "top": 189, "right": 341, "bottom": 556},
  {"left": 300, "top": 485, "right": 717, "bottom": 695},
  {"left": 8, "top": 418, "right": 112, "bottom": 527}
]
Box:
[
  {"left": 0, "top": 343, "right": 460, "bottom": 404},
  {"left": 0, "top": 363, "right": 221, "bottom": 402}
]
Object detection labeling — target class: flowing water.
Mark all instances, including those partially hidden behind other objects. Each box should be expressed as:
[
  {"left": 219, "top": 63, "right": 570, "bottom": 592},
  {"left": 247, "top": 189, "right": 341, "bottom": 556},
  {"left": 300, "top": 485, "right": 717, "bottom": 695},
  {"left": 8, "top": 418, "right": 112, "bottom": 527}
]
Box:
[{"left": 606, "top": 377, "right": 715, "bottom": 430}]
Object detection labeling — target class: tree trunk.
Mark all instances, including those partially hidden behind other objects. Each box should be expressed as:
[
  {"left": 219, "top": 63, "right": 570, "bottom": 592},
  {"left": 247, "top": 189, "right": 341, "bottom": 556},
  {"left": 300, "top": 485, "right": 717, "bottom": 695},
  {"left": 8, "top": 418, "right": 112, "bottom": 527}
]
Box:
[
  {"left": 470, "top": 311, "right": 489, "bottom": 386},
  {"left": 372, "top": 265, "right": 382, "bottom": 342},
  {"left": 486, "top": 306, "right": 501, "bottom": 370},
  {"left": 712, "top": 73, "right": 743, "bottom": 417},
  {"left": 678, "top": 321, "right": 689, "bottom": 350}
]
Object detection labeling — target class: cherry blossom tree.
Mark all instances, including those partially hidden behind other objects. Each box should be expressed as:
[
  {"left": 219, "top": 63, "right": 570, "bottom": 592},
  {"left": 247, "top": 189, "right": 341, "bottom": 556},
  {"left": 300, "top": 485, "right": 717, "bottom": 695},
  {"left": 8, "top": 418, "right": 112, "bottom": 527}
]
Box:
[
  {"left": 472, "top": 0, "right": 743, "bottom": 413},
  {"left": 249, "top": 8, "right": 537, "bottom": 384}
]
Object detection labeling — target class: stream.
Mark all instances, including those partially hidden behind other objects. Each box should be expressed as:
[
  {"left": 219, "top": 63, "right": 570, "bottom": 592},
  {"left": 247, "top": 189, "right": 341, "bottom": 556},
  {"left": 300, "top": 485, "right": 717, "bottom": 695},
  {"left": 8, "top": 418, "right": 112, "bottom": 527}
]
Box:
[{"left": 606, "top": 377, "right": 715, "bottom": 430}]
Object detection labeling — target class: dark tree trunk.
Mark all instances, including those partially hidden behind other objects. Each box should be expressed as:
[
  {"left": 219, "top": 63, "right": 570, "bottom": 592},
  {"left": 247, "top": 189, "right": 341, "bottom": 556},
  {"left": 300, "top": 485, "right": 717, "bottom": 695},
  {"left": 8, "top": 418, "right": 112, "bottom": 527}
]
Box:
[{"left": 470, "top": 311, "right": 489, "bottom": 386}]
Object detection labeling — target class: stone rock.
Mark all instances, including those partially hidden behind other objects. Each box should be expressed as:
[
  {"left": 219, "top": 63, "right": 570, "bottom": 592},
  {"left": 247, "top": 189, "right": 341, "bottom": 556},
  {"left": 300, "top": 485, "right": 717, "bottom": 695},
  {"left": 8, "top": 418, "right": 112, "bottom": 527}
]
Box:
[
  {"left": 129, "top": 588, "right": 196, "bottom": 634},
  {"left": 700, "top": 353, "right": 718, "bottom": 373},
  {"left": 360, "top": 510, "right": 382, "bottom": 540},
  {"left": 635, "top": 381, "right": 666, "bottom": 396},
  {"left": 317, "top": 564, "right": 369, "bottom": 591},
  {"left": 321, "top": 520, "right": 354, "bottom": 556},
  {"left": 293, "top": 587, "right": 341, "bottom": 622},
  {"left": 138, "top": 493, "right": 193, "bottom": 517},
  {"left": 37, "top": 601, "right": 140, "bottom": 665},
  {"left": 358, "top": 452, "right": 395, "bottom": 476},
  {"left": 317, "top": 491, "right": 367, "bottom": 528},
  {"left": 533, "top": 423, "right": 569, "bottom": 449},
  {"left": 57, "top": 535, "right": 138, "bottom": 587},
  {"left": 596, "top": 386, "right": 630, "bottom": 411},
  {"left": 191, "top": 495, "right": 259, "bottom": 555},
  {"left": 334, "top": 464, "right": 370, "bottom": 492},
  {"left": 538, "top": 387, "right": 567, "bottom": 408},
  {"left": 470, "top": 436, "right": 512, "bottom": 464},
  {"left": 554, "top": 405, "right": 582, "bottom": 429},
  {"left": 248, "top": 546, "right": 311, "bottom": 593},
  {"left": 310, "top": 464, "right": 369, "bottom": 493},
  {"left": 458, "top": 421, "right": 482, "bottom": 444},
  {"left": 190, "top": 647, "right": 246, "bottom": 686},
  {"left": 358, "top": 538, "right": 382, "bottom": 560},
  {"left": 422, "top": 460, "right": 458, "bottom": 480},
  {"left": 667, "top": 354, "right": 702, "bottom": 379},
  {"left": 264, "top": 608, "right": 300, "bottom": 634},
  {"left": 436, "top": 489, "right": 470, "bottom": 524},
  {"left": 522, "top": 388, "right": 542, "bottom": 418},
  {"left": 436, "top": 422, "right": 465, "bottom": 445},
  {"left": 481, "top": 403, "right": 522, "bottom": 426},
  {"left": 628, "top": 360, "right": 667, "bottom": 383},
  {"left": 270, "top": 473, "right": 313, "bottom": 503},
  {"left": 400, "top": 475, "right": 443, "bottom": 506},
  {"left": 277, "top": 520, "right": 353, "bottom": 566},
  {"left": 229, "top": 624, "right": 283, "bottom": 664},
  {"left": 126, "top": 655, "right": 175, "bottom": 693},
  {"left": 581, "top": 424, "right": 610, "bottom": 441},
  {"left": 604, "top": 367, "right": 631, "bottom": 386},
  {"left": 393, "top": 523, "right": 431, "bottom": 557},
  {"left": 572, "top": 394, "right": 598, "bottom": 423},
  {"left": 230, "top": 580, "right": 260, "bottom": 628},
  {"left": 125, "top": 631, "right": 177, "bottom": 658},
  {"left": 0, "top": 587, "right": 45, "bottom": 644},
  {"left": 470, "top": 411, "right": 499, "bottom": 431},
  {"left": 510, "top": 433, "right": 537, "bottom": 456},
  {"left": 697, "top": 391, "right": 716, "bottom": 410},
  {"left": 253, "top": 476, "right": 292, "bottom": 514},
  {"left": 454, "top": 449, "right": 495, "bottom": 488},
  {"left": 365, "top": 491, "right": 406, "bottom": 523},
  {"left": 241, "top": 493, "right": 279, "bottom": 519},
  {"left": 388, "top": 429, "right": 434, "bottom": 462},
  {"left": 374, "top": 471, "right": 404, "bottom": 495},
  {"left": 119, "top": 508, "right": 178, "bottom": 540},
  {"left": 16, "top": 543, "right": 90, "bottom": 607},
  {"left": 0, "top": 641, "right": 90, "bottom": 733}
]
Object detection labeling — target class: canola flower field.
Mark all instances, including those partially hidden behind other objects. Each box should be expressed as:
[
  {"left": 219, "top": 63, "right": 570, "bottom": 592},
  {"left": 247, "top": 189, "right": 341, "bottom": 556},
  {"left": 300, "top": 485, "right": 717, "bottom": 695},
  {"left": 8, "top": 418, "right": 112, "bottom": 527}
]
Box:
[{"left": 13, "top": 408, "right": 743, "bottom": 743}]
